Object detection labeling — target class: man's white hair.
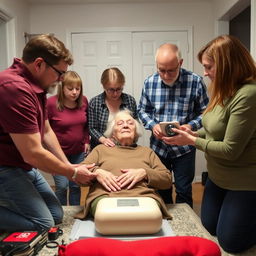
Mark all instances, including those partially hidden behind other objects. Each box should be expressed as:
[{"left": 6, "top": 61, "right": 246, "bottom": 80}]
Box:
[
  {"left": 155, "top": 43, "right": 182, "bottom": 62},
  {"left": 104, "top": 109, "right": 142, "bottom": 143}
]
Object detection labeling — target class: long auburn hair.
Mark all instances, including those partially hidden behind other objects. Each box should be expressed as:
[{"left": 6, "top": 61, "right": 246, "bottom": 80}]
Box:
[
  {"left": 198, "top": 35, "right": 256, "bottom": 113},
  {"left": 57, "top": 71, "right": 83, "bottom": 111}
]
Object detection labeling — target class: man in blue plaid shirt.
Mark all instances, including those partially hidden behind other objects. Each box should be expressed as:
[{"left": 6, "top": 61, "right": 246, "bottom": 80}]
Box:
[{"left": 138, "top": 44, "right": 209, "bottom": 207}]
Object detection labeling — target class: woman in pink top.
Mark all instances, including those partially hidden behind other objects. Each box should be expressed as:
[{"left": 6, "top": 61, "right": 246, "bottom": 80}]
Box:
[{"left": 47, "top": 71, "right": 90, "bottom": 205}]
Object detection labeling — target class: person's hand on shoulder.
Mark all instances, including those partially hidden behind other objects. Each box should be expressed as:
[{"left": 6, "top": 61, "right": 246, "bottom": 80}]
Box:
[
  {"left": 99, "top": 136, "right": 115, "bottom": 147},
  {"left": 84, "top": 143, "right": 90, "bottom": 154}
]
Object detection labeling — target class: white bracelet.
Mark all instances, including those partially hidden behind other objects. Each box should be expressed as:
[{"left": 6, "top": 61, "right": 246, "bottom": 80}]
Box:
[{"left": 72, "top": 168, "right": 78, "bottom": 181}]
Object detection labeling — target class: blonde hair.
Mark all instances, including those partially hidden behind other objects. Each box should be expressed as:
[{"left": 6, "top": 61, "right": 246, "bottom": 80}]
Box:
[
  {"left": 198, "top": 35, "right": 256, "bottom": 113},
  {"left": 101, "top": 67, "right": 125, "bottom": 87},
  {"left": 104, "top": 109, "right": 142, "bottom": 143},
  {"left": 56, "top": 71, "right": 83, "bottom": 110},
  {"left": 22, "top": 34, "right": 73, "bottom": 65}
]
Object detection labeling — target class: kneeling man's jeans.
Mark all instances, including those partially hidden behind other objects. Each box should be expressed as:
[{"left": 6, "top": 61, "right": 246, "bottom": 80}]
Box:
[{"left": 0, "top": 166, "right": 63, "bottom": 231}]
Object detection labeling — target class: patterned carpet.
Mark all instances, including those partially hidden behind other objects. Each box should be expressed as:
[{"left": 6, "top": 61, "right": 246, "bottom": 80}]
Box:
[{"left": 38, "top": 204, "right": 256, "bottom": 256}]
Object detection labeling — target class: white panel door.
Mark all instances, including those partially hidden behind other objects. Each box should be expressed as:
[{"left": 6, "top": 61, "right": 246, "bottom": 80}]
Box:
[
  {"left": 132, "top": 31, "right": 190, "bottom": 103},
  {"left": 132, "top": 31, "right": 190, "bottom": 146},
  {"left": 71, "top": 32, "right": 132, "bottom": 101}
]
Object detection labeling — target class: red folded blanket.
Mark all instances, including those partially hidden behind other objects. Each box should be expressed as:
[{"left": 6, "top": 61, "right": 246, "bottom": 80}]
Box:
[{"left": 58, "top": 236, "right": 221, "bottom": 256}]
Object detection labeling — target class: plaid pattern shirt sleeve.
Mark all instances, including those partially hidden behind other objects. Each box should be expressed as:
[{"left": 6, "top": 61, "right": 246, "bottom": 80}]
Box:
[
  {"left": 88, "top": 92, "right": 138, "bottom": 149},
  {"left": 138, "top": 69, "right": 209, "bottom": 158},
  {"left": 88, "top": 93, "right": 108, "bottom": 145},
  {"left": 121, "top": 93, "right": 138, "bottom": 120}
]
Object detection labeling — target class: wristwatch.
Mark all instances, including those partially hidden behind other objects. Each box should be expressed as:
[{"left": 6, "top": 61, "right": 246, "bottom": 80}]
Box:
[{"left": 72, "top": 168, "right": 78, "bottom": 181}]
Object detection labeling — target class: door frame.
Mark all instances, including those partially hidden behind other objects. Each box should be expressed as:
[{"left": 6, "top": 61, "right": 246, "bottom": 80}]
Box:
[
  {"left": 0, "top": 8, "right": 16, "bottom": 66},
  {"left": 215, "top": 0, "right": 256, "bottom": 59},
  {"left": 252, "top": 0, "right": 256, "bottom": 59}
]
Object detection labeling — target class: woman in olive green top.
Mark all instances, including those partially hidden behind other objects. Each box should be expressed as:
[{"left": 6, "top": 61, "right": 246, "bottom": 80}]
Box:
[{"left": 163, "top": 35, "right": 256, "bottom": 253}]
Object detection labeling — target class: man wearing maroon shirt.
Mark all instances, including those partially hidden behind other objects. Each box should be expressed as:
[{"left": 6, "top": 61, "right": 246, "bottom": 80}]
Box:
[{"left": 0, "top": 34, "right": 96, "bottom": 231}]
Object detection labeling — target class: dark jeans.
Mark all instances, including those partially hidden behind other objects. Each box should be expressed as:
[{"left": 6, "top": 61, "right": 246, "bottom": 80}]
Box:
[
  {"left": 0, "top": 167, "right": 63, "bottom": 231},
  {"left": 53, "top": 152, "right": 85, "bottom": 205},
  {"left": 157, "top": 149, "right": 195, "bottom": 207},
  {"left": 201, "top": 178, "right": 256, "bottom": 253}
]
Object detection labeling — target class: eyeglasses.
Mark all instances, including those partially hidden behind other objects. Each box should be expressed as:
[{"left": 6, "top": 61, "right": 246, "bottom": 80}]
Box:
[
  {"left": 44, "top": 60, "right": 66, "bottom": 79},
  {"left": 157, "top": 64, "right": 180, "bottom": 75},
  {"left": 105, "top": 88, "right": 123, "bottom": 94}
]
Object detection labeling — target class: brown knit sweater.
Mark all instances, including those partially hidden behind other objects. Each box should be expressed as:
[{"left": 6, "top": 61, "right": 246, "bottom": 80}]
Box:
[{"left": 76, "top": 144, "right": 172, "bottom": 219}]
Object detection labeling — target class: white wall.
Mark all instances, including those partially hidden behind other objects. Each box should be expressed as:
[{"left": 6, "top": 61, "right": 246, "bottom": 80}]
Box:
[
  {"left": 213, "top": 0, "right": 253, "bottom": 44},
  {"left": 213, "top": 0, "right": 241, "bottom": 18},
  {"left": 213, "top": 0, "right": 256, "bottom": 61},
  {"left": 0, "top": 0, "right": 30, "bottom": 58},
  {"left": 29, "top": 1, "right": 215, "bottom": 76}
]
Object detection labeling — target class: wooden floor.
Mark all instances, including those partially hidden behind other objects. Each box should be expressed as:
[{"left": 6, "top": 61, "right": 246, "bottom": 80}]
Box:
[
  {"left": 192, "top": 182, "right": 205, "bottom": 216},
  {"left": 192, "top": 182, "right": 205, "bottom": 204},
  {"left": 80, "top": 182, "right": 205, "bottom": 216}
]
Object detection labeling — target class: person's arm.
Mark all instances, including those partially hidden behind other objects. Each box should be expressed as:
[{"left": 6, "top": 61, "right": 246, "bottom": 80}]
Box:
[
  {"left": 98, "top": 136, "right": 115, "bottom": 147},
  {"left": 127, "top": 95, "right": 138, "bottom": 120},
  {"left": 165, "top": 86, "right": 256, "bottom": 161},
  {"left": 162, "top": 125, "right": 199, "bottom": 145},
  {"left": 43, "top": 120, "right": 69, "bottom": 164},
  {"left": 81, "top": 146, "right": 120, "bottom": 191},
  {"left": 84, "top": 143, "right": 90, "bottom": 154},
  {"left": 137, "top": 79, "right": 158, "bottom": 130},
  {"left": 162, "top": 128, "right": 197, "bottom": 146},
  {"left": 195, "top": 89, "right": 256, "bottom": 160},
  {"left": 10, "top": 131, "right": 97, "bottom": 184},
  {"left": 187, "top": 78, "right": 209, "bottom": 130},
  {"left": 197, "top": 127, "right": 206, "bottom": 138},
  {"left": 138, "top": 84, "right": 165, "bottom": 140},
  {"left": 1, "top": 85, "right": 96, "bottom": 184},
  {"left": 145, "top": 150, "right": 172, "bottom": 189},
  {"left": 88, "top": 98, "right": 115, "bottom": 147},
  {"left": 84, "top": 96, "right": 90, "bottom": 147},
  {"left": 152, "top": 123, "right": 165, "bottom": 139},
  {"left": 88, "top": 99, "right": 104, "bottom": 142}
]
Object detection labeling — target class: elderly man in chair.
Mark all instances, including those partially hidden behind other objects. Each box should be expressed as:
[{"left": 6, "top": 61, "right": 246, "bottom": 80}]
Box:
[{"left": 76, "top": 109, "right": 172, "bottom": 221}]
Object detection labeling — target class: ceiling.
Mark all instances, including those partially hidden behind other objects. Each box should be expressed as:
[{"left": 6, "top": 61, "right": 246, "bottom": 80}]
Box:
[{"left": 27, "top": 0, "right": 210, "bottom": 4}]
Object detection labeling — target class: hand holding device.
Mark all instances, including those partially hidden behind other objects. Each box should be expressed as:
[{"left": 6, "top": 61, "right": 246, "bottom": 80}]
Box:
[{"left": 159, "top": 121, "right": 180, "bottom": 137}]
